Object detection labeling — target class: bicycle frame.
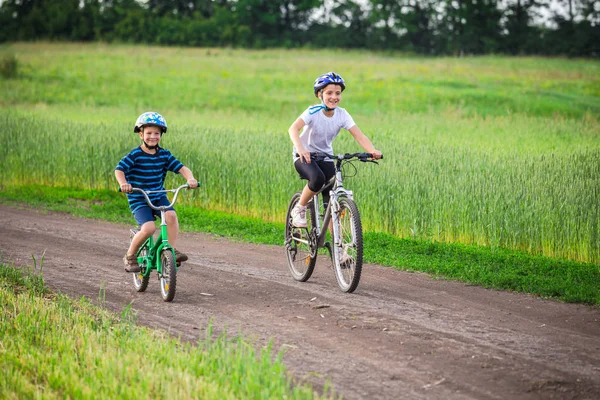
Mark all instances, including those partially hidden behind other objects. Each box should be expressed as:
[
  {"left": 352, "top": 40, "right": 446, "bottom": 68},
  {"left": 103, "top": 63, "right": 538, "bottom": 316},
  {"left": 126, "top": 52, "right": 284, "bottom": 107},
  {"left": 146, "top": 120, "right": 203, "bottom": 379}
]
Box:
[
  {"left": 311, "top": 163, "right": 353, "bottom": 251},
  {"left": 301, "top": 152, "right": 376, "bottom": 253},
  {"left": 136, "top": 216, "right": 172, "bottom": 277},
  {"left": 131, "top": 184, "right": 189, "bottom": 277}
]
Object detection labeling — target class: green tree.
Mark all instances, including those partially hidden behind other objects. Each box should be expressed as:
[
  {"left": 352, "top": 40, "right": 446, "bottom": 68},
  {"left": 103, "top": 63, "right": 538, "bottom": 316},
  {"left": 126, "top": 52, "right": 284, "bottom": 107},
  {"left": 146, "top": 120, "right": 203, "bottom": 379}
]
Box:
[
  {"left": 502, "top": 0, "right": 545, "bottom": 54},
  {"left": 368, "top": 0, "right": 439, "bottom": 53},
  {"left": 545, "top": 0, "right": 600, "bottom": 56},
  {"left": 441, "top": 0, "right": 503, "bottom": 54},
  {"left": 329, "top": 0, "right": 370, "bottom": 48},
  {"left": 234, "top": 0, "right": 321, "bottom": 47}
]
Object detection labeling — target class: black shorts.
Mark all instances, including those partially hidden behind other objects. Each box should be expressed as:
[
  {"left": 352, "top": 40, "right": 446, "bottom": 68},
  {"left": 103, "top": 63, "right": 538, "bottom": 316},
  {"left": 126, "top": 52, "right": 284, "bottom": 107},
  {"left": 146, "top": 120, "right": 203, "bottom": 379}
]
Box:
[{"left": 294, "top": 159, "right": 336, "bottom": 206}]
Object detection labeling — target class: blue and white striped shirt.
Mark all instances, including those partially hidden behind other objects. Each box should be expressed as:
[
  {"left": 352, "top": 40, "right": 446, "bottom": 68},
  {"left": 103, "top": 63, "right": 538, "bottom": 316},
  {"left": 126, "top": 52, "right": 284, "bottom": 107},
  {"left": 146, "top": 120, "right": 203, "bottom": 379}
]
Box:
[{"left": 115, "top": 146, "right": 184, "bottom": 213}]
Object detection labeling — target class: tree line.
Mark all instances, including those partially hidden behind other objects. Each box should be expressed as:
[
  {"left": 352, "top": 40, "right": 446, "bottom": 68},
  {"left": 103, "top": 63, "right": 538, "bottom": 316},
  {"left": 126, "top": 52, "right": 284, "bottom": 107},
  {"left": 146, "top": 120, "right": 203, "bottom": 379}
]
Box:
[{"left": 0, "top": 0, "right": 598, "bottom": 57}]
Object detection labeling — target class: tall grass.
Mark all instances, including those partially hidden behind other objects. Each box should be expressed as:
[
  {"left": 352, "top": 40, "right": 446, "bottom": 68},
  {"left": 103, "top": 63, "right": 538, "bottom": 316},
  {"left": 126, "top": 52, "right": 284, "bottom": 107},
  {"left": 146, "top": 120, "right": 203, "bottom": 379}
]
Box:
[
  {"left": 1, "top": 109, "right": 598, "bottom": 264},
  {"left": 0, "top": 260, "right": 328, "bottom": 399}
]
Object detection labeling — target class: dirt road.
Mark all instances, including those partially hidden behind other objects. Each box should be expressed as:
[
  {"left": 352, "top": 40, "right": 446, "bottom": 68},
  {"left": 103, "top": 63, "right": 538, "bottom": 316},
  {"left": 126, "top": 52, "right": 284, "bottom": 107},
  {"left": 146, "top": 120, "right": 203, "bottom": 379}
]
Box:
[{"left": 1, "top": 204, "right": 599, "bottom": 399}]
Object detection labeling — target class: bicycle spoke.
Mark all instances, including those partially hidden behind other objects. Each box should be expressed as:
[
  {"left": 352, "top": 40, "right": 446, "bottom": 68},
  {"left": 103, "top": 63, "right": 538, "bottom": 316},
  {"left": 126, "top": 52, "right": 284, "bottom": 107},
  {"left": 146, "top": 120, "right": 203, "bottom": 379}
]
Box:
[
  {"left": 285, "top": 193, "right": 317, "bottom": 282},
  {"left": 332, "top": 198, "right": 363, "bottom": 293}
]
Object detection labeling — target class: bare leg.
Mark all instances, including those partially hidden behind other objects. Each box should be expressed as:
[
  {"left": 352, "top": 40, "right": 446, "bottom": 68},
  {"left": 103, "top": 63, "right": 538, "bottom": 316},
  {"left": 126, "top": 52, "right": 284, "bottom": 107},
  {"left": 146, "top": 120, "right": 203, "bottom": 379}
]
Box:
[
  {"left": 298, "top": 184, "right": 317, "bottom": 207},
  {"left": 165, "top": 210, "right": 179, "bottom": 249},
  {"left": 127, "top": 221, "right": 156, "bottom": 256}
]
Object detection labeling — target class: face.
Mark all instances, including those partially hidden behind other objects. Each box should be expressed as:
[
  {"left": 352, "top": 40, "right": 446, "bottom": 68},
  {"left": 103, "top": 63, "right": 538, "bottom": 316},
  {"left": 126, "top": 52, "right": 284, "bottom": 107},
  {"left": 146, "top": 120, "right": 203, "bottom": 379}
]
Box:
[
  {"left": 140, "top": 125, "right": 162, "bottom": 148},
  {"left": 319, "top": 84, "right": 343, "bottom": 109}
]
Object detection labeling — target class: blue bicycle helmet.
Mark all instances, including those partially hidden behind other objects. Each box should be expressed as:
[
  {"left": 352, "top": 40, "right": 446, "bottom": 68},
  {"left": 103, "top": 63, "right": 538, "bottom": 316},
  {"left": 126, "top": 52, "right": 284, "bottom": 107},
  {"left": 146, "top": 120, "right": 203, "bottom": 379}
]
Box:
[
  {"left": 134, "top": 112, "right": 168, "bottom": 133},
  {"left": 313, "top": 72, "right": 345, "bottom": 97}
]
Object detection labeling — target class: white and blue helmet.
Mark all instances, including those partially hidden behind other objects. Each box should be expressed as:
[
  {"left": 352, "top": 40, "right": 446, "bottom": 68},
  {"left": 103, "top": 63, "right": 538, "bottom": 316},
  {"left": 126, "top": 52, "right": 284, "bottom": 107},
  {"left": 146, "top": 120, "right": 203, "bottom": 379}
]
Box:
[
  {"left": 313, "top": 72, "right": 345, "bottom": 97},
  {"left": 134, "top": 112, "right": 168, "bottom": 133}
]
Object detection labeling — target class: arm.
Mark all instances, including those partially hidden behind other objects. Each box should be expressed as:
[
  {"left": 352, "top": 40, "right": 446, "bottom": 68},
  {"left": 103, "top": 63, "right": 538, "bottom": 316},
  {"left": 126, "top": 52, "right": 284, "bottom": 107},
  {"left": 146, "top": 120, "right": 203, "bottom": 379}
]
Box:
[
  {"left": 348, "top": 125, "right": 382, "bottom": 159},
  {"left": 288, "top": 117, "right": 311, "bottom": 164},
  {"left": 115, "top": 170, "right": 132, "bottom": 193},
  {"left": 178, "top": 166, "right": 198, "bottom": 188}
]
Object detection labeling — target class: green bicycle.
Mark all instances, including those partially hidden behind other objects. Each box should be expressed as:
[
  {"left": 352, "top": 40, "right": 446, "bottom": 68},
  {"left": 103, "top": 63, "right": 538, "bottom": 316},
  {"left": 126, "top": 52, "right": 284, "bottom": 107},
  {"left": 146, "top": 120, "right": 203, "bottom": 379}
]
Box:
[{"left": 124, "top": 184, "right": 195, "bottom": 302}]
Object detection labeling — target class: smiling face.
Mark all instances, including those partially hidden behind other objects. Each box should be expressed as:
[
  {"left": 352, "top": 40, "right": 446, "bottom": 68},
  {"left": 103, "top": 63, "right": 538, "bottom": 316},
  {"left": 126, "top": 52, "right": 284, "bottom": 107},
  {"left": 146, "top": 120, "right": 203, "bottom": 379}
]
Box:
[
  {"left": 318, "top": 84, "right": 343, "bottom": 109},
  {"left": 139, "top": 125, "right": 162, "bottom": 150}
]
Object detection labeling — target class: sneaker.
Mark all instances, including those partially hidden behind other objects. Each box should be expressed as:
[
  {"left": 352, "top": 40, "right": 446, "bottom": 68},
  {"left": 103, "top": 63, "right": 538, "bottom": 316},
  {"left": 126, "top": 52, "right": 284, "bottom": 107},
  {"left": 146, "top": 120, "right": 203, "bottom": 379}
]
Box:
[
  {"left": 123, "top": 254, "right": 141, "bottom": 273},
  {"left": 339, "top": 249, "right": 352, "bottom": 269},
  {"left": 174, "top": 249, "right": 188, "bottom": 263},
  {"left": 291, "top": 204, "right": 307, "bottom": 228}
]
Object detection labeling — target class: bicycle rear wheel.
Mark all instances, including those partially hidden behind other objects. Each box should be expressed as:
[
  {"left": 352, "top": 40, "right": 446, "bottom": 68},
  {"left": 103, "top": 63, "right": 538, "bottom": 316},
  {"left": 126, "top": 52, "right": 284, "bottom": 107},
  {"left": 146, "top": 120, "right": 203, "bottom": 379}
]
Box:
[
  {"left": 284, "top": 192, "right": 317, "bottom": 282},
  {"left": 159, "top": 249, "right": 177, "bottom": 302},
  {"left": 130, "top": 229, "right": 150, "bottom": 292},
  {"left": 332, "top": 198, "right": 363, "bottom": 293}
]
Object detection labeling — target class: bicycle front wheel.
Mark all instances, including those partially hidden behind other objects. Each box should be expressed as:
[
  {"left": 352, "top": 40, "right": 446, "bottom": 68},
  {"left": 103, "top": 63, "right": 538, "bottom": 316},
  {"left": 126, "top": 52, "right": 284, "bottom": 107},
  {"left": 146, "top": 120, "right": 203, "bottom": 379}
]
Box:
[
  {"left": 332, "top": 198, "right": 363, "bottom": 293},
  {"left": 159, "top": 249, "right": 177, "bottom": 302},
  {"left": 284, "top": 192, "right": 317, "bottom": 282}
]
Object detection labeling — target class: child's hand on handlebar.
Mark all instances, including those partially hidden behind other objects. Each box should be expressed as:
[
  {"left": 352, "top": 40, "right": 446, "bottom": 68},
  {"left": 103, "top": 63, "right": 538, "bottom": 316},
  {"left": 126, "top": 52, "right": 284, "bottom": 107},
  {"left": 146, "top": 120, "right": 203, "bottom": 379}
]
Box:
[
  {"left": 120, "top": 183, "right": 132, "bottom": 193},
  {"left": 187, "top": 179, "right": 199, "bottom": 189},
  {"left": 371, "top": 150, "right": 383, "bottom": 160}
]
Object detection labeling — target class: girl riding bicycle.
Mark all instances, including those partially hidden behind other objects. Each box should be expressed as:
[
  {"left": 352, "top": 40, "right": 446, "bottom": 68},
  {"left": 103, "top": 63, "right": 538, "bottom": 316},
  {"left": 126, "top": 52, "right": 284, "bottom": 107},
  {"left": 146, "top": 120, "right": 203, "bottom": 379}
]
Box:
[{"left": 288, "top": 72, "right": 382, "bottom": 228}]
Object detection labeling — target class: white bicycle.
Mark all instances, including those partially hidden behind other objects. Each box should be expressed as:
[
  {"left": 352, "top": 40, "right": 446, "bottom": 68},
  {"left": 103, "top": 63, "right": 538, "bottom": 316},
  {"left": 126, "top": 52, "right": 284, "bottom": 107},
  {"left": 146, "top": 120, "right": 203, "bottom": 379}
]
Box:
[{"left": 284, "top": 152, "right": 382, "bottom": 293}]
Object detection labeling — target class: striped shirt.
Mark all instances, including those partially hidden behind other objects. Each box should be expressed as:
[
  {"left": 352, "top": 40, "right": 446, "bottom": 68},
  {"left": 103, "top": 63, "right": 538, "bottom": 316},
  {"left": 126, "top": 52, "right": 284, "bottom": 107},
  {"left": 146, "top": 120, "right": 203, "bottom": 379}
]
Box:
[{"left": 115, "top": 146, "right": 184, "bottom": 213}]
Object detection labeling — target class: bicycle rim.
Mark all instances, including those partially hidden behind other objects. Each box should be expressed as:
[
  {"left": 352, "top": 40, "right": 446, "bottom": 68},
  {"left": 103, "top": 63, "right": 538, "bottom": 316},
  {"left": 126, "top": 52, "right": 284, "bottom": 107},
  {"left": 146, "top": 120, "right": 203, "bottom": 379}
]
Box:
[
  {"left": 284, "top": 193, "right": 317, "bottom": 282},
  {"left": 160, "top": 249, "right": 177, "bottom": 302},
  {"left": 332, "top": 198, "right": 363, "bottom": 293},
  {"left": 130, "top": 229, "right": 150, "bottom": 292},
  {"left": 132, "top": 247, "right": 150, "bottom": 292}
]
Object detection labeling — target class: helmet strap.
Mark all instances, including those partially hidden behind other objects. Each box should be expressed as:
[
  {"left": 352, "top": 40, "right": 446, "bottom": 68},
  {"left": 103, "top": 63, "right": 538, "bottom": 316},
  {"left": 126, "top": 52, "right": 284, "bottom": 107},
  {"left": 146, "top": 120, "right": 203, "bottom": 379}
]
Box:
[
  {"left": 308, "top": 91, "right": 335, "bottom": 115},
  {"left": 142, "top": 141, "right": 158, "bottom": 151},
  {"left": 319, "top": 90, "right": 335, "bottom": 111}
]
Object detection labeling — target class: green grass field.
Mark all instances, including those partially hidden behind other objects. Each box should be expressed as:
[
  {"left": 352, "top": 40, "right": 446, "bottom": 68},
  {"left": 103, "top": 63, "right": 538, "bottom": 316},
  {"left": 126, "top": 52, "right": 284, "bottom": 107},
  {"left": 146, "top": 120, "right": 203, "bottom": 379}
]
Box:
[
  {"left": 0, "top": 260, "right": 329, "bottom": 399},
  {"left": 1, "top": 42, "right": 599, "bottom": 305}
]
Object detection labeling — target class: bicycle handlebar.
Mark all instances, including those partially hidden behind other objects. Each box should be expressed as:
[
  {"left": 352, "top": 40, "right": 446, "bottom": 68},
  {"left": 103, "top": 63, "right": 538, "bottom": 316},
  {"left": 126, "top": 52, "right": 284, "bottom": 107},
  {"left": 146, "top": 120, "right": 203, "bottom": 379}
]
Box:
[
  {"left": 119, "top": 184, "right": 197, "bottom": 211},
  {"left": 297, "top": 152, "right": 384, "bottom": 162}
]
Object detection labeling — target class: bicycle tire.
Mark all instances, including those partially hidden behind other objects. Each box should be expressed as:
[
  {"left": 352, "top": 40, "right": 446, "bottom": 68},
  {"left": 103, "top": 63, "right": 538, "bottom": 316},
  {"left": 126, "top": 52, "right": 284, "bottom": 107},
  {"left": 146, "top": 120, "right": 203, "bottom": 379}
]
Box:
[
  {"left": 332, "top": 198, "right": 363, "bottom": 293},
  {"left": 284, "top": 192, "right": 317, "bottom": 282},
  {"left": 130, "top": 229, "right": 150, "bottom": 292},
  {"left": 159, "top": 249, "right": 177, "bottom": 302}
]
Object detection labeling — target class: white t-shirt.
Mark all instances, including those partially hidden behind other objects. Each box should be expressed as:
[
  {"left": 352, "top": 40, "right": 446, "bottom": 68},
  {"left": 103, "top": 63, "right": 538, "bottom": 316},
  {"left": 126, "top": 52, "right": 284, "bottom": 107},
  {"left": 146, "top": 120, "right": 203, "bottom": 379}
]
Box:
[{"left": 292, "top": 106, "right": 356, "bottom": 161}]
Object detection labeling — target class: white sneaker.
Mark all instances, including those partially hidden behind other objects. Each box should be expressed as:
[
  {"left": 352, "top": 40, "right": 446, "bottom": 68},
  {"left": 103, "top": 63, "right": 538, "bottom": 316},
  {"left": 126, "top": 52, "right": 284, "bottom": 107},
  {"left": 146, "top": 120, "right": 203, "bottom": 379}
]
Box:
[
  {"left": 291, "top": 204, "right": 307, "bottom": 228},
  {"left": 339, "top": 248, "right": 352, "bottom": 269}
]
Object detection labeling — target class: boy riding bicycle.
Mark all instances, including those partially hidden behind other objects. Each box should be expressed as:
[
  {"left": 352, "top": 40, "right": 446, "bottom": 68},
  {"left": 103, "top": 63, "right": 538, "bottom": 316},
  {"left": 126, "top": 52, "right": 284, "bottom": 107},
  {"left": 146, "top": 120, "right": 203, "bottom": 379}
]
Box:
[
  {"left": 288, "top": 72, "right": 382, "bottom": 228},
  {"left": 115, "top": 112, "right": 198, "bottom": 273}
]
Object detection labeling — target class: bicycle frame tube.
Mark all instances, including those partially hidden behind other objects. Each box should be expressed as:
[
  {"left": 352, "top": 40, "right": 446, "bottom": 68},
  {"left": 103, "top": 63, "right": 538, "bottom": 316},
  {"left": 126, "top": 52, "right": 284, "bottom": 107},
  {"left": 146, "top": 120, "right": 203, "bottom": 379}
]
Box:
[
  {"left": 314, "top": 195, "right": 334, "bottom": 249},
  {"left": 135, "top": 235, "right": 154, "bottom": 278},
  {"left": 155, "top": 209, "right": 175, "bottom": 273},
  {"left": 135, "top": 209, "right": 175, "bottom": 277},
  {"left": 314, "top": 184, "right": 348, "bottom": 249}
]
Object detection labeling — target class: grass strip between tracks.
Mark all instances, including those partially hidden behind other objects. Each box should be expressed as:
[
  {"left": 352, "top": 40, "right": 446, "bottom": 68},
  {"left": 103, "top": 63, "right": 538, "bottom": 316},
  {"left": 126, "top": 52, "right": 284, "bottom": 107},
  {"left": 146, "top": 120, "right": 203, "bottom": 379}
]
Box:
[
  {"left": 0, "top": 184, "right": 598, "bottom": 306},
  {"left": 0, "top": 259, "right": 333, "bottom": 399}
]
